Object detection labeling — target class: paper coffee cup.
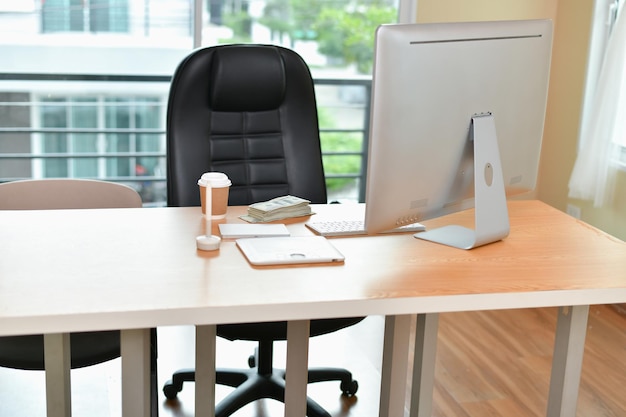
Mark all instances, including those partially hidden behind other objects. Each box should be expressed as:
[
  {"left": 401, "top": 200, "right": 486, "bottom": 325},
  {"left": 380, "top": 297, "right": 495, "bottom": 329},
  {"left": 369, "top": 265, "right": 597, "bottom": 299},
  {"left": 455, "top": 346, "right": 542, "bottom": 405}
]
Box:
[{"left": 198, "top": 172, "right": 231, "bottom": 219}]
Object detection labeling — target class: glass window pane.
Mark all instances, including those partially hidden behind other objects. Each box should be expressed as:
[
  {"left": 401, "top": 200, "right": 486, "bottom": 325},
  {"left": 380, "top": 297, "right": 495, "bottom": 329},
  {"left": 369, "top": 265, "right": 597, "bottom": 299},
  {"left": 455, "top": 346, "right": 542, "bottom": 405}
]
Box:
[
  {"left": 1, "top": 0, "right": 398, "bottom": 203},
  {"left": 201, "top": 0, "right": 398, "bottom": 201},
  {"left": 42, "top": 0, "right": 70, "bottom": 32},
  {"left": 91, "top": 0, "right": 129, "bottom": 33},
  {"left": 105, "top": 98, "right": 131, "bottom": 177},
  {"left": 135, "top": 97, "right": 162, "bottom": 177},
  {"left": 69, "top": 98, "right": 97, "bottom": 177},
  {"left": 70, "top": 97, "right": 98, "bottom": 153},
  {"left": 0, "top": 93, "right": 31, "bottom": 179},
  {"left": 40, "top": 98, "right": 69, "bottom": 176},
  {"left": 204, "top": 0, "right": 399, "bottom": 76}
]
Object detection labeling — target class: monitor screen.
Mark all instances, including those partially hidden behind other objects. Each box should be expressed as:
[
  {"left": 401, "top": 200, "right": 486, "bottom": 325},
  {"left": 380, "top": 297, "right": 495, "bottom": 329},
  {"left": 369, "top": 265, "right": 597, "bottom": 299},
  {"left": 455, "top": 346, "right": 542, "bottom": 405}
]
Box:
[{"left": 363, "top": 20, "right": 553, "bottom": 249}]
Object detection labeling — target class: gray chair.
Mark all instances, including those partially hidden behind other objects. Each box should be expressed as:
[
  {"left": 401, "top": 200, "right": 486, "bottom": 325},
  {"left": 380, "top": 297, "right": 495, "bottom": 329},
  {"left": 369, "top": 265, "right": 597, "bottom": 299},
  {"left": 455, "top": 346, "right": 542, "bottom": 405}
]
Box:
[
  {"left": 0, "top": 178, "right": 142, "bottom": 210},
  {"left": 0, "top": 178, "right": 158, "bottom": 416},
  {"left": 163, "top": 44, "right": 363, "bottom": 417}
]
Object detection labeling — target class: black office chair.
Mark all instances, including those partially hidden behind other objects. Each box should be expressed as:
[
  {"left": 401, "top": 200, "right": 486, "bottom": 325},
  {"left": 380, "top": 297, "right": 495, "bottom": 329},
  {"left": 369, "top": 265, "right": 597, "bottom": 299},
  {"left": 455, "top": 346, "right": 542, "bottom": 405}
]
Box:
[
  {"left": 0, "top": 178, "right": 159, "bottom": 417},
  {"left": 163, "top": 44, "right": 363, "bottom": 417}
]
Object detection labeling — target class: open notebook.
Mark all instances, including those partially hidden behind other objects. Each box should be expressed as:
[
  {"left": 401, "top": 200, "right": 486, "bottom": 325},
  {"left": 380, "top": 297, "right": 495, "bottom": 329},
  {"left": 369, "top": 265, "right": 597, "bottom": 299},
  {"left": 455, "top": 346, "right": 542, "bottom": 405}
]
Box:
[{"left": 236, "top": 236, "right": 345, "bottom": 266}]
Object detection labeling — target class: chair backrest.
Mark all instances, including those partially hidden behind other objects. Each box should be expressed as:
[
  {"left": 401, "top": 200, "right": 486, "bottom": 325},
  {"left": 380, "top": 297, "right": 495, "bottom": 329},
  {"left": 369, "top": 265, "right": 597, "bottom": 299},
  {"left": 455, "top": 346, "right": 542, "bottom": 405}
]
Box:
[
  {"left": 166, "top": 44, "right": 327, "bottom": 207},
  {"left": 0, "top": 179, "right": 142, "bottom": 210}
]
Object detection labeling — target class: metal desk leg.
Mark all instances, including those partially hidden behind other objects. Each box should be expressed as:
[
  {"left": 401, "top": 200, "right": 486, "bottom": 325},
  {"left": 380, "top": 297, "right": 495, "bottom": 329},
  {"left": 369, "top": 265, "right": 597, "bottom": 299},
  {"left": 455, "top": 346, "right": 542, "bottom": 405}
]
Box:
[
  {"left": 546, "top": 305, "right": 590, "bottom": 417},
  {"left": 121, "top": 329, "right": 151, "bottom": 417},
  {"left": 195, "top": 325, "right": 216, "bottom": 417},
  {"left": 284, "top": 320, "right": 310, "bottom": 417},
  {"left": 44, "top": 333, "right": 72, "bottom": 417},
  {"left": 379, "top": 315, "right": 412, "bottom": 417},
  {"left": 410, "top": 313, "right": 439, "bottom": 417}
]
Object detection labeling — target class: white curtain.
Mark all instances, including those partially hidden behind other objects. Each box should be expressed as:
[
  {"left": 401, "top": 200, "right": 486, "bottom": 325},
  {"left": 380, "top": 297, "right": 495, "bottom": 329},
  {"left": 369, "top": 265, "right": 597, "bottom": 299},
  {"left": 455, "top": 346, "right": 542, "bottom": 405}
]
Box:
[{"left": 568, "top": 4, "right": 626, "bottom": 207}]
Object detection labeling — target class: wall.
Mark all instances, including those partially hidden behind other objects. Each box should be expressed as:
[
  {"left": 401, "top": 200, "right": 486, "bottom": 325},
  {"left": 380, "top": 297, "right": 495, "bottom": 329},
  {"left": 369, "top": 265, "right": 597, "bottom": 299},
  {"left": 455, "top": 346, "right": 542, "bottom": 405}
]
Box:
[
  {"left": 415, "top": 0, "right": 626, "bottom": 242},
  {"left": 551, "top": 0, "right": 626, "bottom": 241},
  {"left": 570, "top": 172, "right": 626, "bottom": 241},
  {"left": 536, "top": 2, "right": 592, "bottom": 205},
  {"left": 415, "top": 0, "right": 557, "bottom": 22}
]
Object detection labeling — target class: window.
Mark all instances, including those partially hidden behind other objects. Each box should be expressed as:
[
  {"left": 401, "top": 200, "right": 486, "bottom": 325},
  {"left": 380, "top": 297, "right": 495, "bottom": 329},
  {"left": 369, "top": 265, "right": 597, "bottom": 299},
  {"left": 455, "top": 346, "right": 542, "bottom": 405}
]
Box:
[
  {"left": 568, "top": 0, "right": 625, "bottom": 206},
  {"left": 33, "top": 94, "right": 166, "bottom": 201},
  {"left": 42, "top": 0, "right": 129, "bottom": 33},
  {"left": 0, "top": 0, "right": 402, "bottom": 205}
]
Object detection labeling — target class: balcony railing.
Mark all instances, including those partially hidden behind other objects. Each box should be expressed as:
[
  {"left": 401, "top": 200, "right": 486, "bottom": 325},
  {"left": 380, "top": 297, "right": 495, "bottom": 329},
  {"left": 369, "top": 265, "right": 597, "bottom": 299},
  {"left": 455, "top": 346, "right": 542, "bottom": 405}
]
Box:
[{"left": 0, "top": 74, "right": 371, "bottom": 205}]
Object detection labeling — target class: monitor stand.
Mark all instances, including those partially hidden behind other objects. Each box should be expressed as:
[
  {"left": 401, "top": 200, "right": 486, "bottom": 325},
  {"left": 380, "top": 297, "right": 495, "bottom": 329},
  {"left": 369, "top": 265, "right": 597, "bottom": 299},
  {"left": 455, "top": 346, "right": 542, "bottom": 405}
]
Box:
[{"left": 414, "top": 113, "right": 510, "bottom": 249}]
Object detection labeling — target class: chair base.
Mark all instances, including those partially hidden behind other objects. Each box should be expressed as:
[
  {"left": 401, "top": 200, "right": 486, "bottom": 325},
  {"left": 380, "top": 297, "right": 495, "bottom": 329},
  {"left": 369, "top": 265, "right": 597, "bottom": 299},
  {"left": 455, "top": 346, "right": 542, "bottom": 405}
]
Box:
[{"left": 164, "top": 358, "right": 358, "bottom": 417}]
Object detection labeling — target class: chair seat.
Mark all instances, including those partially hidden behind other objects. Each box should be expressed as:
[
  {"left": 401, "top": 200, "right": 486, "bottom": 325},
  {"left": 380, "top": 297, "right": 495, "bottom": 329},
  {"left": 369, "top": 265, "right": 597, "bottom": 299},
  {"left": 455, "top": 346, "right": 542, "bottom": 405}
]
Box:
[
  {"left": 217, "top": 317, "right": 364, "bottom": 341},
  {"left": 0, "top": 331, "right": 120, "bottom": 371}
]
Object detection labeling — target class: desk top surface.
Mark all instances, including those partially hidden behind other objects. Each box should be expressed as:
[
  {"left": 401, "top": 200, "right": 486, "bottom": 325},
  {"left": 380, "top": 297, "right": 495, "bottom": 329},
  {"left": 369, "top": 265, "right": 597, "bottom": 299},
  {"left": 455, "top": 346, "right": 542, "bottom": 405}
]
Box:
[{"left": 1, "top": 200, "right": 625, "bottom": 336}]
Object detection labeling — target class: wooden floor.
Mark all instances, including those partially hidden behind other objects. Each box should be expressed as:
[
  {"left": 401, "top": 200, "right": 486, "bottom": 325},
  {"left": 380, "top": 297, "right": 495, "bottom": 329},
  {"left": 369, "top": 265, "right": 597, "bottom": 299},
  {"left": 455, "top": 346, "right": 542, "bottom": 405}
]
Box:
[{"left": 0, "top": 305, "right": 624, "bottom": 417}]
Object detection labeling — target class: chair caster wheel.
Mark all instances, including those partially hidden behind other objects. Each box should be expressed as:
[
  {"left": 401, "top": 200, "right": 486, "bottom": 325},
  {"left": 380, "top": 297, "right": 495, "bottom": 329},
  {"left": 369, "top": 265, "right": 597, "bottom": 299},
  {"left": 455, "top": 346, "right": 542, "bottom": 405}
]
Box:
[
  {"left": 341, "top": 379, "right": 358, "bottom": 396},
  {"left": 163, "top": 381, "right": 181, "bottom": 400}
]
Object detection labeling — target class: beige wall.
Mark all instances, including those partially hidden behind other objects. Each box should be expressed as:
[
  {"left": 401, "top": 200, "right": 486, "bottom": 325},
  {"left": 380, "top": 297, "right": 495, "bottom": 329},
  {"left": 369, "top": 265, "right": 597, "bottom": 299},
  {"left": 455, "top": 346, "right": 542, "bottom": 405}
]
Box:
[
  {"left": 537, "top": 2, "right": 593, "bottom": 209},
  {"left": 415, "top": 0, "right": 626, "bottom": 241},
  {"left": 570, "top": 171, "right": 626, "bottom": 241},
  {"left": 415, "top": 0, "right": 557, "bottom": 22}
]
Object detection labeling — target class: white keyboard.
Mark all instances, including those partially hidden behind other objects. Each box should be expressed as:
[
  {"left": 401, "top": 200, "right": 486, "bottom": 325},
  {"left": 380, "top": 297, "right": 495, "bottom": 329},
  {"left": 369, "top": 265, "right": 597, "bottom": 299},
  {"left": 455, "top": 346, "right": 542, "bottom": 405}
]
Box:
[{"left": 306, "top": 220, "right": 425, "bottom": 237}]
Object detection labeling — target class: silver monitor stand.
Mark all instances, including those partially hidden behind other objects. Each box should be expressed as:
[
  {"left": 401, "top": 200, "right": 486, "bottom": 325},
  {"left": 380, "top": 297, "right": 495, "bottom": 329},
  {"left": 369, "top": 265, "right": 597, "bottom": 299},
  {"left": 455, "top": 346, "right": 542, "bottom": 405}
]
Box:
[{"left": 414, "top": 113, "right": 510, "bottom": 249}]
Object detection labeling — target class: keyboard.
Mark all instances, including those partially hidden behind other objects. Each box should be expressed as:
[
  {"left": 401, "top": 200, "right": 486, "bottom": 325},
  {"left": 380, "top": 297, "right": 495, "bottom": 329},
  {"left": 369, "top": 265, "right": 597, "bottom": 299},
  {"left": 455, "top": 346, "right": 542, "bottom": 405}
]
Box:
[{"left": 306, "top": 219, "right": 425, "bottom": 237}]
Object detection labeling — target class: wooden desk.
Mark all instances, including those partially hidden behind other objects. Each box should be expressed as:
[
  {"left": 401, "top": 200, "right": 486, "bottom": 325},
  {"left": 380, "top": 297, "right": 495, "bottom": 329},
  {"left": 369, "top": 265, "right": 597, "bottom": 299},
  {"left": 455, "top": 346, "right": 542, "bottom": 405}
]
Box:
[{"left": 1, "top": 201, "right": 625, "bottom": 417}]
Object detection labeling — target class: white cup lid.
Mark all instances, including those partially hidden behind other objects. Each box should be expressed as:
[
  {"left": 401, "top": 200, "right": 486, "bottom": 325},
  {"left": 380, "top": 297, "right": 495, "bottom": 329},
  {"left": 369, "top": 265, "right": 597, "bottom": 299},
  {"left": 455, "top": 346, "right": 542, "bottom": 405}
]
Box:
[{"left": 198, "top": 172, "right": 232, "bottom": 187}]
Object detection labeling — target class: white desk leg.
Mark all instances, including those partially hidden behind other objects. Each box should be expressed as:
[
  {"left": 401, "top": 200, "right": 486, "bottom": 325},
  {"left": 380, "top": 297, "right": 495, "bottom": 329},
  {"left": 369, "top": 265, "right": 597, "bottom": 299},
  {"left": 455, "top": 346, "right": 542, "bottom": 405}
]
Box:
[
  {"left": 546, "top": 305, "right": 589, "bottom": 417},
  {"left": 195, "top": 325, "right": 217, "bottom": 417},
  {"left": 379, "top": 315, "right": 412, "bottom": 417},
  {"left": 44, "top": 333, "right": 72, "bottom": 417},
  {"left": 410, "top": 313, "right": 439, "bottom": 417},
  {"left": 284, "top": 320, "right": 310, "bottom": 417},
  {"left": 121, "top": 329, "right": 151, "bottom": 417}
]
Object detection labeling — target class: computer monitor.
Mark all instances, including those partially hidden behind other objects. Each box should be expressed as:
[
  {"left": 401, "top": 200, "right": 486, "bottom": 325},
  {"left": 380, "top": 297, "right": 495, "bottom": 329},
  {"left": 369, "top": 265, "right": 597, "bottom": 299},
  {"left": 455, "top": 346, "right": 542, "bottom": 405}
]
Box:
[{"left": 363, "top": 19, "right": 553, "bottom": 249}]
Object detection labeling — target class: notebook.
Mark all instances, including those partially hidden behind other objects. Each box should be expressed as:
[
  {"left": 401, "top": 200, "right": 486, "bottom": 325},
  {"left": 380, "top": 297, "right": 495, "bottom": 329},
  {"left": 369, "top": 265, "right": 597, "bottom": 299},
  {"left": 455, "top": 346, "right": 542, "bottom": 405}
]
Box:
[
  {"left": 219, "top": 223, "right": 290, "bottom": 238},
  {"left": 236, "top": 236, "right": 345, "bottom": 266}
]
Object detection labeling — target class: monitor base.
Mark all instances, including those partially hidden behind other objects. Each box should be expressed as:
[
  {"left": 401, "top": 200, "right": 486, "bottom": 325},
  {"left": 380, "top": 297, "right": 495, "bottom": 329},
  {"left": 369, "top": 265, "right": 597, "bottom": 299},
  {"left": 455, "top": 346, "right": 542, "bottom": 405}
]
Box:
[{"left": 414, "top": 114, "right": 510, "bottom": 250}]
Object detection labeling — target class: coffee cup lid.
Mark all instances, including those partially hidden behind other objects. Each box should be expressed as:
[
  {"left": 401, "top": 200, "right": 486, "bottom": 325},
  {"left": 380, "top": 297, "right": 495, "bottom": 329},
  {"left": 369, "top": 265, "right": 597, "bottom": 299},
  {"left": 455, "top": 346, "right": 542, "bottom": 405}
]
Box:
[{"left": 198, "top": 172, "right": 232, "bottom": 187}]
